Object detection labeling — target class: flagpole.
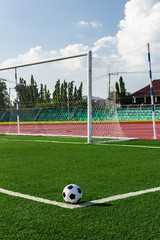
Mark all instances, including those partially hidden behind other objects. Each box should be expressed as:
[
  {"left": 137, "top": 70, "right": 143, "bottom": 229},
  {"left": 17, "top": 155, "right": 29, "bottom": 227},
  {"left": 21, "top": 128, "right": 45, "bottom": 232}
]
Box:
[{"left": 147, "top": 43, "right": 156, "bottom": 139}]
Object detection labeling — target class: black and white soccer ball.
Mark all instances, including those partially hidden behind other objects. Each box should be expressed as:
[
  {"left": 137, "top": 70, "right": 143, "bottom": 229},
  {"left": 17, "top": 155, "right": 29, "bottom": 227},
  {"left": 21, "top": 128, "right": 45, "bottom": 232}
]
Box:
[{"left": 62, "top": 184, "right": 82, "bottom": 204}]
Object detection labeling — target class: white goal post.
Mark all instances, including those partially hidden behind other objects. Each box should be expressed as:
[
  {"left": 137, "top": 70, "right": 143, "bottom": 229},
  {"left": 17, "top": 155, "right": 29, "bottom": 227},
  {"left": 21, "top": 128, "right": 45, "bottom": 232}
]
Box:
[
  {"left": 87, "top": 51, "right": 92, "bottom": 143},
  {"left": 0, "top": 50, "right": 126, "bottom": 143}
]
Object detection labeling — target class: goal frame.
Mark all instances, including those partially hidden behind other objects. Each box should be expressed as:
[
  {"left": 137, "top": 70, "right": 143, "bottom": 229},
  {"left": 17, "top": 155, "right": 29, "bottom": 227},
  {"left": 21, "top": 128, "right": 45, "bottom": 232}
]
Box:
[{"left": 0, "top": 51, "right": 93, "bottom": 143}]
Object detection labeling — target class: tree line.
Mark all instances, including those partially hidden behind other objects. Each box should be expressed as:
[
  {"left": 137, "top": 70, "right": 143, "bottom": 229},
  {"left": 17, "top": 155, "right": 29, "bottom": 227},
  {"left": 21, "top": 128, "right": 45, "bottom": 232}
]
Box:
[
  {"left": 0, "top": 79, "right": 10, "bottom": 108},
  {"left": 0, "top": 75, "right": 85, "bottom": 108},
  {"left": 0, "top": 75, "right": 131, "bottom": 109}
]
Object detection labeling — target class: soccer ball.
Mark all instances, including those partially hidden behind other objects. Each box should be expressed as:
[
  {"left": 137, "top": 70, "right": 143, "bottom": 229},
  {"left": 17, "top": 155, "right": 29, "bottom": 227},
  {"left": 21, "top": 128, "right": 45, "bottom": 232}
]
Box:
[{"left": 62, "top": 184, "right": 82, "bottom": 204}]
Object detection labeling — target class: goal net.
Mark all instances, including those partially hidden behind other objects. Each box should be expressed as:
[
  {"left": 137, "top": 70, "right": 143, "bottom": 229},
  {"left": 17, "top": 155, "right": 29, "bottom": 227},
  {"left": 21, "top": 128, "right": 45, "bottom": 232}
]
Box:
[
  {"left": 93, "top": 45, "right": 159, "bottom": 140},
  {"left": 0, "top": 51, "right": 132, "bottom": 142}
]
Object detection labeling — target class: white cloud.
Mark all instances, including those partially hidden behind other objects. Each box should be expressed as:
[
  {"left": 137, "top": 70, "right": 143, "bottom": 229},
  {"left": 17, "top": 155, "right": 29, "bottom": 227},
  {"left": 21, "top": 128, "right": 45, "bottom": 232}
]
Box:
[
  {"left": 116, "top": 0, "right": 160, "bottom": 70},
  {"left": 78, "top": 20, "right": 89, "bottom": 27},
  {"left": 86, "top": 0, "right": 160, "bottom": 74},
  {"left": 59, "top": 44, "right": 89, "bottom": 72},
  {"left": 89, "top": 0, "right": 160, "bottom": 94},
  {"left": 78, "top": 20, "right": 103, "bottom": 28},
  {"left": 0, "top": 44, "right": 90, "bottom": 69},
  {"left": 90, "top": 21, "right": 103, "bottom": 28},
  {"left": 1, "top": 46, "right": 57, "bottom": 68},
  {"left": 92, "top": 36, "right": 117, "bottom": 53},
  {"left": 60, "top": 43, "right": 89, "bottom": 56}
]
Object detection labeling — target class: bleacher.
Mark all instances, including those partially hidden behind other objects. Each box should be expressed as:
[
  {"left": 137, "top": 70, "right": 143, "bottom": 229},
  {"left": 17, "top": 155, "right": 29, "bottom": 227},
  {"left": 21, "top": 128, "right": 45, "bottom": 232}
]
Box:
[
  {"left": 72, "top": 109, "right": 87, "bottom": 121},
  {"left": 20, "top": 109, "right": 40, "bottom": 122},
  {"left": 0, "top": 107, "right": 160, "bottom": 122},
  {"left": 117, "top": 109, "right": 160, "bottom": 121},
  {"left": 0, "top": 109, "right": 17, "bottom": 122},
  {"left": 0, "top": 109, "right": 5, "bottom": 121}
]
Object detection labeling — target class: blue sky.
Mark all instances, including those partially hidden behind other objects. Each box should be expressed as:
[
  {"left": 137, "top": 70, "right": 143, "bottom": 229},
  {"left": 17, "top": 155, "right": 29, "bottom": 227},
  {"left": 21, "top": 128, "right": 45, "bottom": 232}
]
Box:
[
  {"left": 0, "top": 0, "right": 126, "bottom": 62},
  {"left": 0, "top": 0, "right": 160, "bottom": 96},
  {"left": 0, "top": 0, "right": 160, "bottom": 69}
]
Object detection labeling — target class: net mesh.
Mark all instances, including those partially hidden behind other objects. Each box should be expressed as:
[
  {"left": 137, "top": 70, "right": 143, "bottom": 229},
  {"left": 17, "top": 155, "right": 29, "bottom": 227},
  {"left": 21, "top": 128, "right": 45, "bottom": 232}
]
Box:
[
  {"left": 1, "top": 47, "right": 157, "bottom": 141},
  {"left": 0, "top": 55, "right": 88, "bottom": 137},
  {"left": 91, "top": 57, "right": 125, "bottom": 140}
]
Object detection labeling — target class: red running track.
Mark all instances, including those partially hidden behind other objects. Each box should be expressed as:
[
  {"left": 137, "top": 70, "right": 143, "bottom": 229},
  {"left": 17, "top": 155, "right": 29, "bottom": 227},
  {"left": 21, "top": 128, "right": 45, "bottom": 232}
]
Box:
[
  {"left": 120, "top": 122, "right": 160, "bottom": 140},
  {"left": 0, "top": 121, "right": 160, "bottom": 140}
]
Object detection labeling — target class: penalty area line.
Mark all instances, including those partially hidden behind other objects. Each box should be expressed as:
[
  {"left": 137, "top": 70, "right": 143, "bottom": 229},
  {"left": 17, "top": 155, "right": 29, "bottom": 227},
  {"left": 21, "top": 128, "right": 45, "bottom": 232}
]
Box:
[{"left": 0, "top": 186, "right": 160, "bottom": 209}]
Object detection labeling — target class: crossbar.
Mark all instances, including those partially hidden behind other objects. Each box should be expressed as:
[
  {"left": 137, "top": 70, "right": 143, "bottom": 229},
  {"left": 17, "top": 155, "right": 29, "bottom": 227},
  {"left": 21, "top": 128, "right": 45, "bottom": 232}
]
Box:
[{"left": 0, "top": 52, "right": 88, "bottom": 71}]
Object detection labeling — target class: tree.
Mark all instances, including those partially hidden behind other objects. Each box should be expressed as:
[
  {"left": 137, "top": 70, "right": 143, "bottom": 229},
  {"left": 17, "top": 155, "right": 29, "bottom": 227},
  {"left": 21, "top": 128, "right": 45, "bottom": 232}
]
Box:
[
  {"left": 18, "top": 78, "right": 27, "bottom": 107},
  {"left": 77, "top": 82, "right": 83, "bottom": 101},
  {"left": 39, "top": 84, "right": 45, "bottom": 103},
  {"left": 68, "top": 81, "right": 74, "bottom": 107},
  {"left": 60, "top": 80, "right": 68, "bottom": 107},
  {"left": 52, "top": 80, "right": 84, "bottom": 108},
  {"left": 29, "top": 75, "right": 39, "bottom": 107},
  {"left": 74, "top": 85, "right": 78, "bottom": 101},
  {"left": 18, "top": 75, "right": 40, "bottom": 107},
  {"left": 53, "top": 79, "right": 60, "bottom": 106},
  {"left": 44, "top": 84, "right": 51, "bottom": 104},
  {"left": 115, "top": 81, "right": 120, "bottom": 104},
  {"left": 0, "top": 79, "right": 10, "bottom": 108},
  {"left": 119, "top": 76, "right": 126, "bottom": 98},
  {"left": 115, "top": 76, "right": 127, "bottom": 105}
]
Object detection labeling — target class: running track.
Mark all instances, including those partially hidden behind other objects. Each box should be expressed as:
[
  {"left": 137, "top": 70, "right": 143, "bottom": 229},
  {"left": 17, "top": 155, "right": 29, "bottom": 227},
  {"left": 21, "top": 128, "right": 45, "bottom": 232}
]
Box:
[{"left": 0, "top": 121, "right": 160, "bottom": 140}]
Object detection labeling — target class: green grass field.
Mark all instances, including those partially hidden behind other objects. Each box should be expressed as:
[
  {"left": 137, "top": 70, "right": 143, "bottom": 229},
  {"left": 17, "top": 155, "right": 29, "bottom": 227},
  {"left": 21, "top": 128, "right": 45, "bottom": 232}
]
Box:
[{"left": 0, "top": 135, "right": 160, "bottom": 239}]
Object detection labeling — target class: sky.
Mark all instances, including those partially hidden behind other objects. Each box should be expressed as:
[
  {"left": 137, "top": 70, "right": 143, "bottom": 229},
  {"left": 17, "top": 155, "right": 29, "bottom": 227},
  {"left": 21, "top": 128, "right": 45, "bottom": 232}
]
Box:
[
  {"left": 0, "top": 0, "right": 126, "bottom": 62},
  {"left": 0, "top": 0, "right": 160, "bottom": 96}
]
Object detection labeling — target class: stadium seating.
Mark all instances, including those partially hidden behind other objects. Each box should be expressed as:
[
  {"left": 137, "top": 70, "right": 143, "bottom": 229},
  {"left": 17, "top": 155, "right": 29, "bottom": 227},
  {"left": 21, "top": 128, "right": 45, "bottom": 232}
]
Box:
[
  {"left": 0, "top": 107, "right": 160, "bottom": 122},
  {"left": 117, "top": 109, "right": 160, "bottom": 121}
]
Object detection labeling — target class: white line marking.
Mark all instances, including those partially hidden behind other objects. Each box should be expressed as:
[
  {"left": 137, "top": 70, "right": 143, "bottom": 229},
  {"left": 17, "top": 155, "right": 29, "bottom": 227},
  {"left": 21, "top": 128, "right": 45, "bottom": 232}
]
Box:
[
  {"left": 0, "top": 138, "right": 87, "bottom": 145},
  {"left": 0, "top": 188, "right": 74, "bottom": 209},
  {"left": 84, "top": 186, "right": 160, "bottom": 206},
  {"left": 102, "top": 143, "right": 160, "bottom": 149},
  {"left": 0, "top": 187, "right": 160, "bottom": 209},
  {"left": 0, "top": 138, "right": 160, "bottom": 149}
]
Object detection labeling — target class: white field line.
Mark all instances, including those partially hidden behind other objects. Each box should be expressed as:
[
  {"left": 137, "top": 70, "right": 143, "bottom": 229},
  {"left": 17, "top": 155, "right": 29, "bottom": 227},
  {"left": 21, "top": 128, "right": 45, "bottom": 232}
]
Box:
[
  {"left": 0, "top": 187, "right": 160, "bottom": 209},
  {"left": 0, "top": 138, "right": 160, "bottom": 149},
  {"left": 0, "top": 188, "right": 74, "bottom": 209},
  {"left": 0, "top": 138, "right": 87, "bottom": 145},
  {"left": 101, "top": 143, "right": 160, "bottom": 149}
]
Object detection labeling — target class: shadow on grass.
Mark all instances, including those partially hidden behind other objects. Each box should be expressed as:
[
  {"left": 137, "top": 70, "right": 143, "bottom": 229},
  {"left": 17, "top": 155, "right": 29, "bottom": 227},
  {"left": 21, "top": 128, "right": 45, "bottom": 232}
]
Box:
[
  {"left": 90, "top": 203, "right": 112, "bottom": 207},
  {"left": 79, "top": 201, "right": 112, "bottom": 208}
]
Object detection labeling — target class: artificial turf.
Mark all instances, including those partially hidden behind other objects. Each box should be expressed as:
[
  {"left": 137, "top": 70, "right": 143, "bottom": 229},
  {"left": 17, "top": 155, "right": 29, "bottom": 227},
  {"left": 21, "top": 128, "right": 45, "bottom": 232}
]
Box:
[{"left": 0, "top": 135, "right": 160, "bottom": 239}]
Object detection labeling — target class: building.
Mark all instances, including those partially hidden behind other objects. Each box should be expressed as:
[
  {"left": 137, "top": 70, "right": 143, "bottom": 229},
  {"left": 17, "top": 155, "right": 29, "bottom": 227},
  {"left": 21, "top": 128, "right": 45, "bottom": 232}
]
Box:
[{"left": 131, "top": 79, "right": 160, "bottom": 104}]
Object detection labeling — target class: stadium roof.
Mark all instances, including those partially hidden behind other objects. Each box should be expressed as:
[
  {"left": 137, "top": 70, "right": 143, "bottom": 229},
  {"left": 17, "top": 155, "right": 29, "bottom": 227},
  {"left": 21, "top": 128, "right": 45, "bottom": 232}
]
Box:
[{"left": 131, "top": 79, "right": 160, "bottom": 97}]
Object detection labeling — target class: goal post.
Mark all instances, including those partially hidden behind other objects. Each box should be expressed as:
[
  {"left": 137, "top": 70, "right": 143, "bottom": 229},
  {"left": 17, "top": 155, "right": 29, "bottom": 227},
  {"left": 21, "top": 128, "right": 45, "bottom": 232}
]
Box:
[
  {"left": 87, "top": 50, "right": 92, "bottom": 143},
  {"left": 0, "top": 50, "right": 127, "bottom": 143}
]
